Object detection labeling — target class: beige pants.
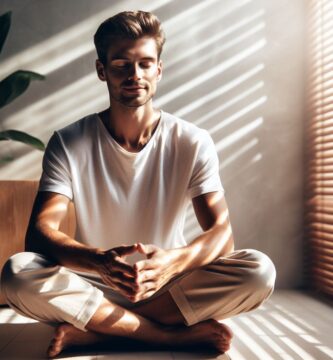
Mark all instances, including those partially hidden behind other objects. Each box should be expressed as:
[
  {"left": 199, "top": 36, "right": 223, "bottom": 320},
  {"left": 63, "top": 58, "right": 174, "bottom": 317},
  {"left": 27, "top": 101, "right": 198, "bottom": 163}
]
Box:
[{"left": 0, "top": 249, "right": 276, "bottom": 331}]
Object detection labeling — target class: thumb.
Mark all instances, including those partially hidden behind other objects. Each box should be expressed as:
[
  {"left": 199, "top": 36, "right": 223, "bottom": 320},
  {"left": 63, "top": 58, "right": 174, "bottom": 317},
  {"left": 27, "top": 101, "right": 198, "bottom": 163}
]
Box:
[
  {"left": 114, "top": 244, "right": 139, "bottom": 257},
  {"left": 137, "top": 243, "right": 158, "bottom": 256}
]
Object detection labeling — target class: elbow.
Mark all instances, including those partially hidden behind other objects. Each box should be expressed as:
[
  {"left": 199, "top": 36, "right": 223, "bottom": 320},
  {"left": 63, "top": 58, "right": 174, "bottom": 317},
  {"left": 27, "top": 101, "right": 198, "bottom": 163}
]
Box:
[
  {"left": 25, "top": 226, "right": 37, "bottom": 252},
  {"left": 24, "top": 222, "right": 44, "bottom": 253}
]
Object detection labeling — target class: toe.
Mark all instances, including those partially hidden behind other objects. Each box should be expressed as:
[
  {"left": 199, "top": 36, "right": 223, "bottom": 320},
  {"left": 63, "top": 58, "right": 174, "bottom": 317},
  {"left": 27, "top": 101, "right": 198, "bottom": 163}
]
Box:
[
  {"left": 219, "top": 341, "right": 230, "bottom": 353},
  {"left": 221, "top": 324, "right": 233, "bottom": 339},
  {"left": 47, "top": 346, "right": 56, "bottom": 358},
  {"left": 47, "top": 324, "right": 67, "bottom": 356},
  {"left": 55, "top": 324, "right": 66, "bottom": 338}
]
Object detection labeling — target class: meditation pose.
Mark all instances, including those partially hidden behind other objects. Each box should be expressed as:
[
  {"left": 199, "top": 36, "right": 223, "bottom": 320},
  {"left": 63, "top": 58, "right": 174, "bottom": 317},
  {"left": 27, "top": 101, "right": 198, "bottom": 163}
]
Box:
[{"left": 0, "top": 10, "right": 276, "bottom": 358}]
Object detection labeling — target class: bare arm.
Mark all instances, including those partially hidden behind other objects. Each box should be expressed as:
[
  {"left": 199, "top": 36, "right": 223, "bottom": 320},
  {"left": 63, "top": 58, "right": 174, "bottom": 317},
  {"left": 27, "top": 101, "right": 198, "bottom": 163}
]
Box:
[
  {"left": 178, "top": 190, "right": 235, "bottom": 272},
  {"left": 25, "top": 191, "right": 102, "bottom": 273}
]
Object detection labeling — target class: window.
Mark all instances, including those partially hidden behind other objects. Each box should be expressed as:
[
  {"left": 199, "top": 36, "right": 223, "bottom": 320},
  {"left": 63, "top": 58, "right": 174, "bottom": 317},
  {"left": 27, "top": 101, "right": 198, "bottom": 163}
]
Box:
[{"left": 305, "top": 0, "right": 333, "bottom": 298}]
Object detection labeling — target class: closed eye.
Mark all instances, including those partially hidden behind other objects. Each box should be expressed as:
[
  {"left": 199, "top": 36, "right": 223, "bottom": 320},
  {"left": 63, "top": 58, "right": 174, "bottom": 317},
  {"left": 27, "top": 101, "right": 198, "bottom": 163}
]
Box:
[
  {"left": 110, "top": 60, "right": 155, "bottom": 70},
  {"left": 111, "top": 60, "right": 130, "bottom": 69},
  {"left": 140, "top": 61, "right": 154, "bottom": 69}
]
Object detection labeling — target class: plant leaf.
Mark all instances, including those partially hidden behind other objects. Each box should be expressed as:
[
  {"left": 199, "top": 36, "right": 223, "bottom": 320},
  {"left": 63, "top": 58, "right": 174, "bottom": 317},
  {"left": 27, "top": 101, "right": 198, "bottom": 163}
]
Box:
[
  {"left": 0, "top": 70, "right": 45, "bottom": 108},
  {"left": 0, "top": 130, "right": 45, "bottom": 151},
  {"left": 0, "top": 11, "right": 11, "bottom": 53}
]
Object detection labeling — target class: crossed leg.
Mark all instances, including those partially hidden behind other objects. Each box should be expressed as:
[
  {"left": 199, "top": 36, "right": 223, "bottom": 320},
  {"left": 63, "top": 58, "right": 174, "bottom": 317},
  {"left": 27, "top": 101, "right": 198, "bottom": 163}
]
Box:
[
  {"left": 48, "top": 291, "right": 233, "bottom": 357},
  {"left": 1, "top": 249, "right": 275, "bottom": 358}
]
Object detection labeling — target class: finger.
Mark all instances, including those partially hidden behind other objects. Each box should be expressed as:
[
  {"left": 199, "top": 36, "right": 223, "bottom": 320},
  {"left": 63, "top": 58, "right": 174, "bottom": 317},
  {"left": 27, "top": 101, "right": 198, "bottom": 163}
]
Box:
[
  {"left": 100, "top": 273, "right": 116, "bottom": 289},
  {"left": 112, "top": 277, "right": 138, "bottom": 296},
  {"left": 100, "top": 273, "right": 133, "bottom": 296},
  {"left": 132, "top": 285, "right": 157, "bottom": 302},
  {"left": 137, "top": 243, "right": 158, "bottom": 255},
  {"left": 136, "top": 269, "right": 155, "bottom": 283},
  {"left": 114, "top": 244, "right": 139, "bottom": 257},
  {"left": 103, "top": 250, "right": 136, "bottom": 277},
  {"left": 140, "top": 289, "right": 157, "bottom": 301},
  {"left": 109, "top": 270, "right": 139, "bottom": 289},
  {"left": 134, "top": 259, "right": 157, "bottom": 272},
  {"left": 138, "top": 281, "right": 156, "bottom": 296},
  {"left": 111, "top": 257, "right": 136, "bottom": 277},
  {"left": 101, "top": 275, "right": 135, "bottom": 299}
]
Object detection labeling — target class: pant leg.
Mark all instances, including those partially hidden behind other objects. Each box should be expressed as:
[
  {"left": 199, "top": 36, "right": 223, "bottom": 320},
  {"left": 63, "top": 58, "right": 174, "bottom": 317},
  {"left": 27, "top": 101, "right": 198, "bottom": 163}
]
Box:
[
  {"left": 167, "top": 248, "right": 276, "bottom": 326},
  {"left": 0, "top": 252, "right": 104, "bottom": 331},
  {"left": 0, "top": 249, "right": 276, "bottom": 331},
  {"left": 0, "top": 251, "right": 181, "bottom": 331}
]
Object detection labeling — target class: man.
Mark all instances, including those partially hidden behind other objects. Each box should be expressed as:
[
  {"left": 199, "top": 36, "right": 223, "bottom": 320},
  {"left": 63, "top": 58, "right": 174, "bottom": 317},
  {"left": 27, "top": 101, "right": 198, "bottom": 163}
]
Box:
[{"left": 0, "top": 10, "right": 276, "bottom": 358}]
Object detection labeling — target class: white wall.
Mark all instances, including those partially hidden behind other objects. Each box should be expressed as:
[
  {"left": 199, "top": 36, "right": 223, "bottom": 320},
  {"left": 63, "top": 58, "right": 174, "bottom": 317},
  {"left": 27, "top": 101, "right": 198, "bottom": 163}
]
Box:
[{"left": 0, "top": 0, "right": 306, "bottom": 288}]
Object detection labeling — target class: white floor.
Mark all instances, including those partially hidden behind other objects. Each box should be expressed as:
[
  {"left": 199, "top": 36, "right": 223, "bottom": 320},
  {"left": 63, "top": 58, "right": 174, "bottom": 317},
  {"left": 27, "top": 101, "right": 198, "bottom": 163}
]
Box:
[{"left": 0, "top": 290, "right": 332, "bottom": 360}]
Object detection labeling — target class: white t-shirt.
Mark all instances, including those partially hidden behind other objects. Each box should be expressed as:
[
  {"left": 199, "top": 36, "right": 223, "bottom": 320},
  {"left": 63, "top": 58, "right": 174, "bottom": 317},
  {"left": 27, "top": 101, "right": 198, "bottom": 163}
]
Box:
[{"left": 38, "top": 110, "right": 224, "bottom": 250}]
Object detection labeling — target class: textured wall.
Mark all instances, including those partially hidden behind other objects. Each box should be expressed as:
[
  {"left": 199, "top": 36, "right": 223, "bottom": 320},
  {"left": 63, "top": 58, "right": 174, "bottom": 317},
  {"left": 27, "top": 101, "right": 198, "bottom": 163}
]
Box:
[{"left": 0, "top": 0, "right": 306, "bottom": 288}]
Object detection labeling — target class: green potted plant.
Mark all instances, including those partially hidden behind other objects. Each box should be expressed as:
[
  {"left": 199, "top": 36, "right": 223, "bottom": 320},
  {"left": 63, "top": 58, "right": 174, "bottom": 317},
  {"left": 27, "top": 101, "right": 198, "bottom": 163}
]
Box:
[{"left": 0, "top": 11, "right": 45, "bottom": 163}]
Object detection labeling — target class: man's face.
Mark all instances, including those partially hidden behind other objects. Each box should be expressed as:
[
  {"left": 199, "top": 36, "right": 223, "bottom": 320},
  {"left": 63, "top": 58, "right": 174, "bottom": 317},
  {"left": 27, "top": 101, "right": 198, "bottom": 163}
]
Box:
[{"left": 96, "top": 37, "right": 162, "bottom": 108}]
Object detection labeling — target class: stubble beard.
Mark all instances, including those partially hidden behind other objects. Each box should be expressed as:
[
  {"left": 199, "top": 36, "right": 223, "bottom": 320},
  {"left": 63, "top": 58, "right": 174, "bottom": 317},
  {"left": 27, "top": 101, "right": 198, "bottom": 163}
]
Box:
[{"left": 110, "top": 88, "right": 155, "bottom": 108}]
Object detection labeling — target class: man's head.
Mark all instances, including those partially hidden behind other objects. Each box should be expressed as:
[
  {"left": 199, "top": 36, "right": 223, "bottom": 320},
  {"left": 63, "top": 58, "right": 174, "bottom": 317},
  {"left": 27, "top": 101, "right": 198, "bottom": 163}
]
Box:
[
  {"left": 94, "top": 11, "right": 165, "bottom": 108},
  {"left": 94, "top": 10, "right": 165, "bottom": 66}
]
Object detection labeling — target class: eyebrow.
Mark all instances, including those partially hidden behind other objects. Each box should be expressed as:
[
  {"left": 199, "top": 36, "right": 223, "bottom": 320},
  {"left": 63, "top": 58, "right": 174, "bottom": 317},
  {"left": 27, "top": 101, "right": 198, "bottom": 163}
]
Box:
[{"left": 110, "top": 56, "right": 156, "bottom": 62}]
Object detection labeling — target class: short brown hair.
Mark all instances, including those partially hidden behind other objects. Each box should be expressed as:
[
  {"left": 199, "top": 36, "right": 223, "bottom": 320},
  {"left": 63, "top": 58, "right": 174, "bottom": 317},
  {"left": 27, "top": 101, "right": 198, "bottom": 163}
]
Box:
[{"left": 94, "top": 10, "right": 166, "bottom": 65}]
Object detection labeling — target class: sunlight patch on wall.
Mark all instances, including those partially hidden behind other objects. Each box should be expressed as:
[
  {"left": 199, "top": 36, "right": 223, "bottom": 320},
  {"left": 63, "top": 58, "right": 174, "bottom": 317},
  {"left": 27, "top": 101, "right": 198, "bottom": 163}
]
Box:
[
  {"left": 156, "top": 40, "right": 266, "bottom": 107},
  {"left": 0, "top": 0, "right": 174, "bottom": 77},
  {"left": 175, "top": 65, "right": 264, "bottom": 119}
]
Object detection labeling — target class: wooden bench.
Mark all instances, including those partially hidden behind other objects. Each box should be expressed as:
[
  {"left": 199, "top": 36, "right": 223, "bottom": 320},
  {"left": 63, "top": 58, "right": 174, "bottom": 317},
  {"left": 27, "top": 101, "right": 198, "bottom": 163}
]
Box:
[{"left": 0, "top": 180, "right": 76, "bottom": 304}]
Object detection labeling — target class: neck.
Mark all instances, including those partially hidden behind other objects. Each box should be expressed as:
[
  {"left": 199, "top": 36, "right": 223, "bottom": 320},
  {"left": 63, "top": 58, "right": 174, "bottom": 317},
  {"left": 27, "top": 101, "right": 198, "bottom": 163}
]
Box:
[{"left": 100, "top": 102, "right": 160, "bottom": 152}]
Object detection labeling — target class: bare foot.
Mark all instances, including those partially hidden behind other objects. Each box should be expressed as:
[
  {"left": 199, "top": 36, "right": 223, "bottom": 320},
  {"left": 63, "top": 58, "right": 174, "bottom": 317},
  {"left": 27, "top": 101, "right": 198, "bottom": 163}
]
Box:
[
  {"left": 47, "top": 319, "right": 233, "bottom": 357},
  {"left": 170, "top": 319, "right": 234, "bottom": 354},
  {"left": 47, "top": 323, "right": 101, "bottom": 358}
]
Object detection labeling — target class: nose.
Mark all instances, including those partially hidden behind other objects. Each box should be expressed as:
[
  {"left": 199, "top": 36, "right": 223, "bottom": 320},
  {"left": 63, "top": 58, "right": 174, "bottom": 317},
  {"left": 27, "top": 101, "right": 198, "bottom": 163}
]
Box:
[{"left": 128, "top": 63, "right": 143, "bottom": 81}]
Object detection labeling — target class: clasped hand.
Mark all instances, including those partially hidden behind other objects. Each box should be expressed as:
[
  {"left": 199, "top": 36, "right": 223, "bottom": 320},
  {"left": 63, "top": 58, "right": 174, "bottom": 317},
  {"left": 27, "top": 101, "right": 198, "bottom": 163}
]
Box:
[{"left": 98, "top": 243, "right": 180, "bottom": 303}]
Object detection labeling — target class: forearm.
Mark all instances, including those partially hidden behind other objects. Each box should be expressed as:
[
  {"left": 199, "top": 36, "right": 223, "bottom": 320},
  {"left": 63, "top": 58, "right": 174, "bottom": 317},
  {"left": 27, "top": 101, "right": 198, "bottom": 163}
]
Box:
[
  {"left": 25, "top": 224, "right": 103, "bottom": 273},
  {"left": 174, "top": 223, "right": 234, "bottom": 276}
]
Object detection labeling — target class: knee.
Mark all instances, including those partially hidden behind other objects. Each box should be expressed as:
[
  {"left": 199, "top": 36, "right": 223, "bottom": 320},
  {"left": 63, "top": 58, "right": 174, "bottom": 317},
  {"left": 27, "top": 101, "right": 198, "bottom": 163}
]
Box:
[
  {"left": 242, "top": 249, "right": 276, "bottom": 295},
  {"left": 1, "top": 252, "right": 52, "bottom": 301}
]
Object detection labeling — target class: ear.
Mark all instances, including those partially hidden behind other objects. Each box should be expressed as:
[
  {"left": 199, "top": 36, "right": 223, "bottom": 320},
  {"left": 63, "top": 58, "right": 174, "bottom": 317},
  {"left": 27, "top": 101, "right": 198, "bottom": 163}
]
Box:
[
  {"left": 157, "top": 59, "right": 163, "bottom": 82},
  {"left": 96, "top": 59, "right": 106, "bottom": 81}
]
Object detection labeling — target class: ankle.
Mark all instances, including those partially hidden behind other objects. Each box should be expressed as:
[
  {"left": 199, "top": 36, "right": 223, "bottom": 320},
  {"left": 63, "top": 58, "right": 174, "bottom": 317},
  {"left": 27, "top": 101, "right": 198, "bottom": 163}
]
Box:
[{"left": 159, "top": 323, "right": 186, "bottom": 344}]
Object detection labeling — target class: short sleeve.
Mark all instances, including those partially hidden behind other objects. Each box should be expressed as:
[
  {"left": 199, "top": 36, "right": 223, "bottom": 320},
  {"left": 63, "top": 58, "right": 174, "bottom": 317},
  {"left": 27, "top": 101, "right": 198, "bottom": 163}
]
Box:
[
  {"left": 38, "top": 132, "right": 73, "bottom": 200},
  {"left": 188, "top": 130, "right": 224, "bottom": 199}
]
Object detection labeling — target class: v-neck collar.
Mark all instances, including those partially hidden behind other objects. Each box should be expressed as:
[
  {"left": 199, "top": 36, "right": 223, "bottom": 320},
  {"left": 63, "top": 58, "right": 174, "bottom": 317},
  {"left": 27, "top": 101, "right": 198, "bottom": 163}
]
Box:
[{"left": 96, "top": 110, "right": 163, "bottom": 158}]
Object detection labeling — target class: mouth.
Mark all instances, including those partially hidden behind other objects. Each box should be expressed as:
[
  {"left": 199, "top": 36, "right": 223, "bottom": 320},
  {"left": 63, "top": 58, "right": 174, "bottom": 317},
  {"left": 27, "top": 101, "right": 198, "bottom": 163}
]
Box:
[
  {"left": 122, "top": 86, "right": 145, "bottom": 90},
  {"left": 122, "top": 86, "right": 146, "bottom": 94}
]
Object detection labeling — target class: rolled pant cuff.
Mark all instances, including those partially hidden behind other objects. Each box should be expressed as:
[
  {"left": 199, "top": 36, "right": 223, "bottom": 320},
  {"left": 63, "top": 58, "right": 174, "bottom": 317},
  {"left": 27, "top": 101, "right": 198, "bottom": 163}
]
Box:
[
  {"left": 169, "top": 283, "right": 198, "bottom": 326},
  {"left": 72, "top": 287, "right": 104, "bottom": 332}
]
